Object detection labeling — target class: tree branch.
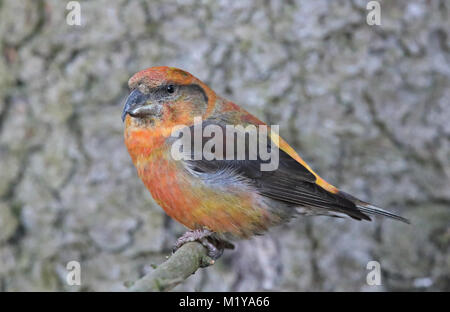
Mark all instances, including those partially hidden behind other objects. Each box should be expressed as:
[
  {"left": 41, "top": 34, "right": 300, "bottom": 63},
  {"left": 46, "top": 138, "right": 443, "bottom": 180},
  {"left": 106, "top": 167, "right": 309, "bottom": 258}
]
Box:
[{"left": 128, "top": 242, "right": 215, "bottom": 292}]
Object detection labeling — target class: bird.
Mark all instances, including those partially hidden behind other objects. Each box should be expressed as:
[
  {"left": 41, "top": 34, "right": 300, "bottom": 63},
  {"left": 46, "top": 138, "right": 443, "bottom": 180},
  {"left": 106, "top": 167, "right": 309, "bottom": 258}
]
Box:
[{"left": 122, "top": 66, "right": 409, "bottom": 259}]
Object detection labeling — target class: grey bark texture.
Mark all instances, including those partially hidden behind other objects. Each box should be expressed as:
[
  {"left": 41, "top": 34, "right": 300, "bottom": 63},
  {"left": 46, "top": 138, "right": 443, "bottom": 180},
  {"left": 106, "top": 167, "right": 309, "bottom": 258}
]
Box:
[{"left": 0, "top": 0, "right": 449, "bottom": 291}]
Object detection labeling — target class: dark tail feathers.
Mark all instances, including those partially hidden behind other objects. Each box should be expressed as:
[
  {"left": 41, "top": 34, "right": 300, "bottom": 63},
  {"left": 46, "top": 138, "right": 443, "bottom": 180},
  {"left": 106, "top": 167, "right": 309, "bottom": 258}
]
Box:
[{"left": 339, "top": 191, "right": 410, "bottom": 224}]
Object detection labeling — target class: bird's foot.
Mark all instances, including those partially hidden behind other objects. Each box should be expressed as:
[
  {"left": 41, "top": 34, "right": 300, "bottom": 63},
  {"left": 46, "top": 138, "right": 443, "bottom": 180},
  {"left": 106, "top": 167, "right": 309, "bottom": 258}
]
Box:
[
  {"left": 172, "top": 229, "right": 234, "bottom": 264},
  {"left": 173, "top": 229, "right": 214, "bottom": 253}
]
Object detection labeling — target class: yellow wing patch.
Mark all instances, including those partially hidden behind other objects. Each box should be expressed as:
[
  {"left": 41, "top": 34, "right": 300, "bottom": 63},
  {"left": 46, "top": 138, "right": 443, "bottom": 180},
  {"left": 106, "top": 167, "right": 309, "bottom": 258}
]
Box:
[{"left": 269, "top": 131, "right": 339, "bottom": 194}]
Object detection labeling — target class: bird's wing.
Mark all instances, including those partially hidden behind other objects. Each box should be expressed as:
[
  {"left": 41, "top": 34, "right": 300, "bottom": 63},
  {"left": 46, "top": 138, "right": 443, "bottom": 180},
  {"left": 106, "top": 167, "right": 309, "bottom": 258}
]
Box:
[{"left": 175, "top": 119, "right": 372, "bottom": 221}]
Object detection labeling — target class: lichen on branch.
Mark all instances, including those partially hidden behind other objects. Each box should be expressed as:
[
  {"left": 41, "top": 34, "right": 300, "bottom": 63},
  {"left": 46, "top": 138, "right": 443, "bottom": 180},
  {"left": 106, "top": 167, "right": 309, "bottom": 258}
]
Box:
[{"left": 128, "top": 242, "right": 215, "bottom": 292}]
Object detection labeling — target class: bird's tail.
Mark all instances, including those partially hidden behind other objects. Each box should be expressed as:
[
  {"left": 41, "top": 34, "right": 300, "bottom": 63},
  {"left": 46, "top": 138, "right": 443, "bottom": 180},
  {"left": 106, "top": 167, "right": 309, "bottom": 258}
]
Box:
[
  {"left": 356, "top": 203, "right": 410, "bottom": 224},
  {"left": 339, "top": 191, "right": 410, "bottom": 224}
]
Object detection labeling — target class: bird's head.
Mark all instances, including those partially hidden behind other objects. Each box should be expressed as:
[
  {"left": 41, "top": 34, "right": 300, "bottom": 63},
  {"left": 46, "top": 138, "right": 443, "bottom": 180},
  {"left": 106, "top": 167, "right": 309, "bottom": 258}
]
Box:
[{"left": 122, "top": 67, "right": 215, "bottom": 127}]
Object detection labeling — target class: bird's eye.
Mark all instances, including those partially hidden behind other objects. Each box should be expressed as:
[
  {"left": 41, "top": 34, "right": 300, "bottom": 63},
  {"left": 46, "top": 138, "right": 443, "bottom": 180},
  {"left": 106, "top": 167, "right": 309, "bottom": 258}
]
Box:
[{"left": 166, "top": 85, "right": 175, "bottom": 94}]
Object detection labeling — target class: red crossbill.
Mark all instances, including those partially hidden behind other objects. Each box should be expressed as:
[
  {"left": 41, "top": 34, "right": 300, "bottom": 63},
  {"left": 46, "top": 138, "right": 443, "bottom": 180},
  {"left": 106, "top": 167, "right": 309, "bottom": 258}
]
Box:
[{"left": 122, "top": 66, "right": 409, "bottom": 258}]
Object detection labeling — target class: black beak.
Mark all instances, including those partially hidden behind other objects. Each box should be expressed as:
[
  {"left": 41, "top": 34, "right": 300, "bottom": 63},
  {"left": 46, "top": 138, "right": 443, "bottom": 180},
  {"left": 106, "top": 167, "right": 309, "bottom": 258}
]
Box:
[{"left": 122, "top": 89, "right": 149, "bottom": 122}]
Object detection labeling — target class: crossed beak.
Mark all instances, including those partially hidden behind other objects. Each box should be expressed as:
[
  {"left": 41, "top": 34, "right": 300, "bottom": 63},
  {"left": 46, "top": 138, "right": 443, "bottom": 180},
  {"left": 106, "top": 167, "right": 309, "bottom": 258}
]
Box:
[
  {"left": 122, "top": 89, "right": 161, "bottom": 122},
  {"left": 122, "top": 89, "right": 147, "bottom": 122}
]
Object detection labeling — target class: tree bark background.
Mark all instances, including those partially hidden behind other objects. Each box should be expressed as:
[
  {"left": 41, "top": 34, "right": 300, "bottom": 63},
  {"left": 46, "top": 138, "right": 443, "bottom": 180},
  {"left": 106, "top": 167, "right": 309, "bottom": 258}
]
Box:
[{"left": 0, "top": 0, "right": 449, "bottom": 291}]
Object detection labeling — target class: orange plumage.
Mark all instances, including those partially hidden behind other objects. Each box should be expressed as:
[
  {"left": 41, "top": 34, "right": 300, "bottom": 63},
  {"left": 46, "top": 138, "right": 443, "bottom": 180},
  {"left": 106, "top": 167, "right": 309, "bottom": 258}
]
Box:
[{"left": 123, "top": 66, "right": 408, "bottom": 244}]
